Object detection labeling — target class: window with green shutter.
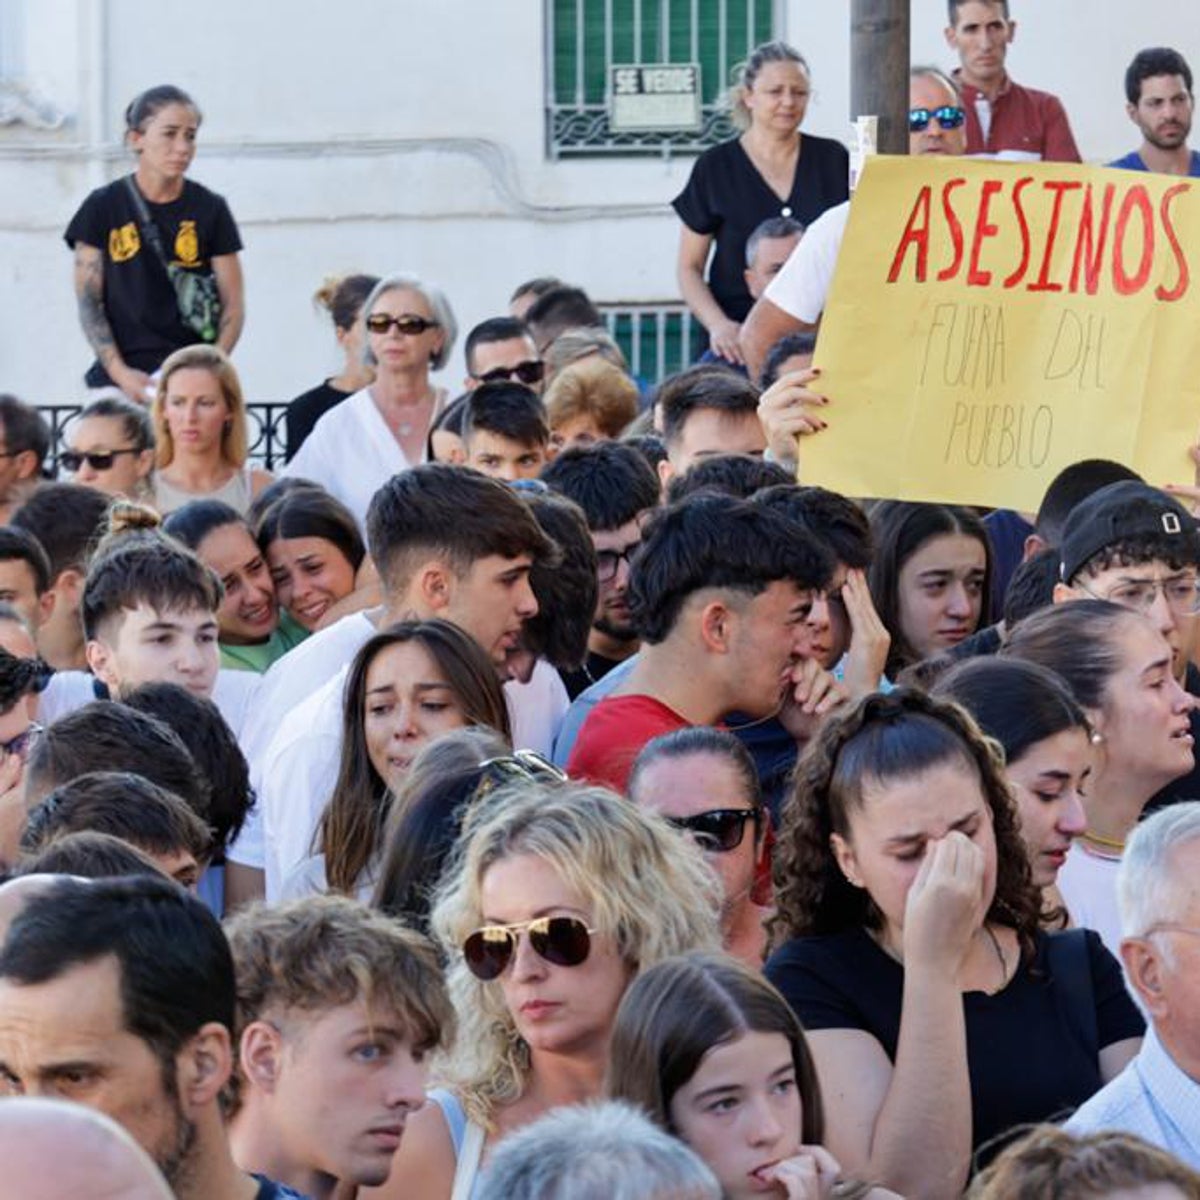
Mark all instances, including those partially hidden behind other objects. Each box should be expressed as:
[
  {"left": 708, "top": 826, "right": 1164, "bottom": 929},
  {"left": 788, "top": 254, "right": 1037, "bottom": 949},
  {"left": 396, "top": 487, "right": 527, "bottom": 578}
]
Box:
[{"left": 547, "top": 0, "right": 777, "bottom": 157}]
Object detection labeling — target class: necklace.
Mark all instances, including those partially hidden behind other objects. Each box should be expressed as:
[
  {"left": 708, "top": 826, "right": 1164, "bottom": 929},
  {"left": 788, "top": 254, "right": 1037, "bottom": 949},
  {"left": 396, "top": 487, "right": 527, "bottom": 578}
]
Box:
[
  {"left": 1081, "top": 828, "right": 1125, "bottom": 856},
  {"left": 983, "top": 923, "right": 1009, "bottom": 987}
]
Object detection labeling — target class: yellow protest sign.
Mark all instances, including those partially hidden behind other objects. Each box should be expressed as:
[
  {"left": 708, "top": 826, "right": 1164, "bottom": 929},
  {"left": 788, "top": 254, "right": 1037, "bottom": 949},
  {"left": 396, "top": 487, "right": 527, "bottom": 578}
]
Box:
[{"left": 807, "top": 155, "right": 1200, "bottom": 510}]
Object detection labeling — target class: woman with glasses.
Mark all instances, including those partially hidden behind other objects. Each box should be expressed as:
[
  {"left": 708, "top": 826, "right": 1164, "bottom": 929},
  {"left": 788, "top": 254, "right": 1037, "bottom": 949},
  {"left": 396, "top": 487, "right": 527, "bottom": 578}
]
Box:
[
  {"left": 150, "top": 344, "right": 272, "bottom": 517},
  {"left": 287, "top": 619, "right": 511, "bottom": 900},
  {"left": 285, "top": 272, "right": 457, "bottom": 531},
  {"left": 62, "top": 396, "right": 156, "bottom": 500},
  {"left": 1005, "top": 601, "right": 1198, "bottom": 956},
  {"left": 369, "top": 779, "right": 721, "bottom": 1200},
  {"left": 629, "top": 727, "right": 772, "bottom": 967},
  {"left": 673, "top": 41, "right": 848, "bottom": 365},
  {"left": 766, "top": 688, "right": 1143, "bottom": 1199}
]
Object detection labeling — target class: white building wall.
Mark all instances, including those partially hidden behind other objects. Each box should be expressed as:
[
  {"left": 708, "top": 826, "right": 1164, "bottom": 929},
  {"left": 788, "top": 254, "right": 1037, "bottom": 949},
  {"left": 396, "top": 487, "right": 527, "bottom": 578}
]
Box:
[{"left": 0, "top": 1, "right": 1196, "bottom": 404}]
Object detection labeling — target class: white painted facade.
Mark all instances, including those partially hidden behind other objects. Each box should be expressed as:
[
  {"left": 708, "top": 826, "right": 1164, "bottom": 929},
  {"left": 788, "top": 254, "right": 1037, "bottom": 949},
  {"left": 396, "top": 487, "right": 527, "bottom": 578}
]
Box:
[{"left": 0, "top": 1, "right": 1196, "bottom": 403}]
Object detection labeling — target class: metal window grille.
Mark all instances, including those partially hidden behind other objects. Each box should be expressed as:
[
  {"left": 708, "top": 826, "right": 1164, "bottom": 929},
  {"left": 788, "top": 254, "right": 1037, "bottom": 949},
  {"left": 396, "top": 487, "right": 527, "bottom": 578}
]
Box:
[
  {"left": 547, "top": 0, "right": 776, "bottom": 157},
  {"left": 601, "top": 303, "right": 698, "bottom": 381}
]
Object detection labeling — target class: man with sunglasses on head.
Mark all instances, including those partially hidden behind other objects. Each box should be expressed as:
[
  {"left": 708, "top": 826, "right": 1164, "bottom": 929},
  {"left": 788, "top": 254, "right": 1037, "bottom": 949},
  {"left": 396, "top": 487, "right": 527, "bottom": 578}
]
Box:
[
  {"left": 463, "top": 317, "right": 546, "bottom": 395},
  {"left": 629, "top": 727, "right": 771, "bottom": 967},
  {"left": 740, "top": 69, "right": 969, "bottom": 381},
  {"left": 945, "top": 0, "right": 1080, "bottom": 162}
]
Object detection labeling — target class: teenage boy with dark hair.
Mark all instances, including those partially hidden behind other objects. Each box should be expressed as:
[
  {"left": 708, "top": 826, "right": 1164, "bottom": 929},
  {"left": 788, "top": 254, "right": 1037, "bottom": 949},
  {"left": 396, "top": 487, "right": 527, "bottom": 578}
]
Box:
[
  {"left": 665, "top": 454, "right": 792, "bottom": 504},
  {"left": 542, "top": 441, "right": 660, "bottom": 697},
  {"left": 0, "top": 396, "right": 50, "bottom": 524},
  {"left": 0, "top": 875, "right": 305, "bottom": 1198},
  {"left": 12, "top": 482, "right": 112, "bottom": 671},
  {"left": 0, "top": 527, "right": 53, "bottom": 637},
  {"left": 463, "top": 317, "right": 545, "bottom": 394},
  {"left": 1055, "top": 479, "right": 1200, "bottom": 811},
  {"left": 18, "top": 830, "right": 174, "bottom": 881},
  {"left": 523, "top": 285, "right": 604, "bottom": 355},
  {"left": 226, "top": 895, "right": 453, "bottom": 1199},
  {"left": 567, "top": 492, "right": 837, "bottom": 792},
  {"left": 21, "top": 770, "right": 213, "bottom": 890},
  {"left": 247, "top": 464, "right": 565, "bottom": 896},
  {"left": 461, "top": 382, "right": 550, "bottom": 482},
  {"left": 656, "top": 366, "right": 767, "bottom": 488}
]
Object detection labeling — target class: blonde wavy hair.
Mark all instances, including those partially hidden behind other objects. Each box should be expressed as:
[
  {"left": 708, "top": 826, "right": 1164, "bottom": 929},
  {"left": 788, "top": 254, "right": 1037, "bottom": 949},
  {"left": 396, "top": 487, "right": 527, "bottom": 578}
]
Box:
[
  {"left": 431, "top": 780, "right": 722, "bottom": 1128},
  {"left": 152, "top": 344, "right": 250, "bottom": 469}
]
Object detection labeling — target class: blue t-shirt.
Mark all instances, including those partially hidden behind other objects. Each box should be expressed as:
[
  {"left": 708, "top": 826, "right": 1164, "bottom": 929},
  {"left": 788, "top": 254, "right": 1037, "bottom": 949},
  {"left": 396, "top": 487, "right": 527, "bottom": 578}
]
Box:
[
  {"left": 253, "top": 1175, "right": 309, "bottom": 1199},
  {"left": 1108, "top": 149, "right": 1200, "bottom": 176}
]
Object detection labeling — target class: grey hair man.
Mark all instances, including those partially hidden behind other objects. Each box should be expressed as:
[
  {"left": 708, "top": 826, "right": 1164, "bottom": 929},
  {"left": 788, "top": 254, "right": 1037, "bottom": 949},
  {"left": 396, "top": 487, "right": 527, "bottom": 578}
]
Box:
[
  {"left": 477, "top": 1100, "right": 721, "bottom": 1200},
  {"left": 1065, "top": 801, "right": 1200, "bottom": 1168},
  {"left": 0, "top": 1097, "right": 173, "bottom": 1199}
]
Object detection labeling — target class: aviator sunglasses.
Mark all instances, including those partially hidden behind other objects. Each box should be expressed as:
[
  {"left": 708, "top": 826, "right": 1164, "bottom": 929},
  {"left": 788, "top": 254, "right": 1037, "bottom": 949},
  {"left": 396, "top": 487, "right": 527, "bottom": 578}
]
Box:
[
  {"left": 60, "top": 448, "right": 142, "bottom": 472},
  {"left": 478, "top": 360, "right": 546, "bottom": 386},
  {"left": 462, "top": 915, "right": 595, "bottom": 981},
  {"left": 365, "top": 314, "right": 440, "bottom": 336},
  {"left": 908, "top": 105, "right": 966, "bottom": 133},
  {"left": 667, "top": 808, "right": 761, "bottom": 853}
]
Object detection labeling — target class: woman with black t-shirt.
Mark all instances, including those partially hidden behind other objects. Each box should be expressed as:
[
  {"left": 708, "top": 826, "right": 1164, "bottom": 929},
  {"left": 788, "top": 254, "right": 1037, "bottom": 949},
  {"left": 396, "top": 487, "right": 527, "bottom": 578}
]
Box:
[
  {"left": 765, "top": 689, "right": 1144, "bottom": 1200},
  {"left": 673, "top": 42, "right": 848, "bottom": 366},
  {"left": 65, "top": 85, "right": 244, "bottom": 402}
]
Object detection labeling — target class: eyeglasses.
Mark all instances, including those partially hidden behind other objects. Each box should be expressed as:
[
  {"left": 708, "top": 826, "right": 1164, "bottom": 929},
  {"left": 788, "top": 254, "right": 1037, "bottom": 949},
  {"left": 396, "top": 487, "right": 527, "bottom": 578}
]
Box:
[
  {"left": 666, "top": 808, "right": 761, "bottom": 853},
  {"left": 477, "top": 361, "right": 546, "bottom": 386},
  {"left": 476, "top": 749, "right": 567, "bottom": 795},
  {"left": 909, "top": 105, "right": 966, "bottom": 132},
  {"left": 1144, "top": 923, "right": 1200, "bottom": 940},
  {"left": 596, "top": 545, "right": 639, "bottom": 584},
  {"left": 365, "top": 314, "right": 440, "bottom": 336},
  {"left": 1, "top": 723, "right": 42, "bottom": 761},
  {"left": 462, "top": 915, "right": 595, "bottom": 981},
  {"left": 60, "top": 448, "right": 141, "bottom": 473},
  {"left": 1079, "top": 576, "right": 1200, "bottom": 616}
]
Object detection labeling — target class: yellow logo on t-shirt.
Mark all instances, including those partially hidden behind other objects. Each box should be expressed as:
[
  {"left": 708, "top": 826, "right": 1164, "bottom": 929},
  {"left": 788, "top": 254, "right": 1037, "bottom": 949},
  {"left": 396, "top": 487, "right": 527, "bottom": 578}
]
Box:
[
  {"left": 174, "top": 221, "right": 200, "bottom": 266},
  {"left": 108, "top": 222, "right": 140, "bottom": 263}
]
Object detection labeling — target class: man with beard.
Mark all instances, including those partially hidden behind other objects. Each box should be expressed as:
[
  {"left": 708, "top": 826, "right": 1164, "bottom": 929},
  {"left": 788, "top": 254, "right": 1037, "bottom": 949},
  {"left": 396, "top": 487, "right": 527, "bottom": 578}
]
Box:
[
  {"left": 0, "top": 876, "right": 303, "bottom": 1199},
  {"left": 541, "top": 441, "right": 661, "bottom": 699},
  {"left": 1111, "top": 48, "right": 1200, "bottom": 176}
]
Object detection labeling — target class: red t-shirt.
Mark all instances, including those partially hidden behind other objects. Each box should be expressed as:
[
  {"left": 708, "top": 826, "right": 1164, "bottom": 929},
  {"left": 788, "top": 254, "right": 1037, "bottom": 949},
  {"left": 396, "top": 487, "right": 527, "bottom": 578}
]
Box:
[{"left": 566, "top": 694, "right": 690, "bottom": 793}]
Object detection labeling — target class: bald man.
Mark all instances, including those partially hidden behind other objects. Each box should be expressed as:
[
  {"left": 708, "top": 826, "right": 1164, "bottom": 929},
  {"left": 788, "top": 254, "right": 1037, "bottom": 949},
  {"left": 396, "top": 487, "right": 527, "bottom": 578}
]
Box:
[{"left": 0, "top": 1097, "right": 172, "bottom": 1199}]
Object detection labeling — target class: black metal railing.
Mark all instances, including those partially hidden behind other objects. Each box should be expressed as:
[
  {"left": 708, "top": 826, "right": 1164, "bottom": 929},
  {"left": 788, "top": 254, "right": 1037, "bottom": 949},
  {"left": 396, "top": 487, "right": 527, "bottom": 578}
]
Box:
[{"left": 38, "top": 402, "right": 292, "bottom": 475}]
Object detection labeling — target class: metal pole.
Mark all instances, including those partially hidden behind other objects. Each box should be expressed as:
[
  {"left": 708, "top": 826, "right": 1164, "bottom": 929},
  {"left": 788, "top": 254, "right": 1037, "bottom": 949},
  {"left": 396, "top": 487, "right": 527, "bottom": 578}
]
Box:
[{"left": 850, "top": 0, "right": 910, "bottom": 155}]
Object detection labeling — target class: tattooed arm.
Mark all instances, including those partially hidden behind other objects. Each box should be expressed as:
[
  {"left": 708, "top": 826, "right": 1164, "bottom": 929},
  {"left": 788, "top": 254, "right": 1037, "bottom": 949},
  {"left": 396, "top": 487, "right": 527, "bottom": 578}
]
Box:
[
  {"left": 212, "top": 252, "right": 245, "bottom": 354},
  {"left": 73, "top": 243, "right": 151, "bottom": 402}
]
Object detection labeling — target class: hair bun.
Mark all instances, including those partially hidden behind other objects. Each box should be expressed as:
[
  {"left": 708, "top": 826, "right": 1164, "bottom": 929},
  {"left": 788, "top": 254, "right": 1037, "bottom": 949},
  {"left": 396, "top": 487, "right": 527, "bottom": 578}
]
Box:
[{"left": 106, "top": 500, "right": 163, "bottom": 537}]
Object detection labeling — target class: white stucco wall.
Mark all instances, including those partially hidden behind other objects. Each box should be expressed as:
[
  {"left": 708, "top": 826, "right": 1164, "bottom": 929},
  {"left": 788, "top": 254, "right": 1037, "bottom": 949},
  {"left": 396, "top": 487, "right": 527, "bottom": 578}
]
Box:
[{"left": 0, "top": 1, "right": 1196, "bottom": 405}]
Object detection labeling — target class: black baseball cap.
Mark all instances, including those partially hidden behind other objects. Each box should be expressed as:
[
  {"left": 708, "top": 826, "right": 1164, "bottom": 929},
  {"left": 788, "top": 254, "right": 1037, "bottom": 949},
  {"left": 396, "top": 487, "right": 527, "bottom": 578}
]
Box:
[{"left": 1059, "top": 480, "right": 1200, "bottom": 582}]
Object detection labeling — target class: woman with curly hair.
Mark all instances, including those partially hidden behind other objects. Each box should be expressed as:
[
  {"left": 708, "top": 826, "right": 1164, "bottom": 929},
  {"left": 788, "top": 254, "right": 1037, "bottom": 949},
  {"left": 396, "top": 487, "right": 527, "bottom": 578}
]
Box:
[
  {"left": 765, "top": 689, "right": 1144, "bottom": 1200},
  {"left": 369, "top": 779, "right": 722, "bottom": 1200}
]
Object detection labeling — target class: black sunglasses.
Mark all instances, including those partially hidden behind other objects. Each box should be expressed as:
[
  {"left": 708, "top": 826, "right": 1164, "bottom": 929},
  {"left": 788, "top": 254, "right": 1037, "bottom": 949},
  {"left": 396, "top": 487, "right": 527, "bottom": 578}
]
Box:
[
  {"left": 60, "top": 448, "right": 141, "bottom": 472},
  {"left": 462, "top": 915, "right": 594, "bottom": 981},
  {"left": 667, "top": 808, "right": 761, "bottom": 853},
  {"left": 908, "top": 105, "right": 966, "bottom": 132},
  {"left": 478, "top": 360, "right": 546, "bottom": 386},
  {"left": 365, "top": 314, "right": 440, "bottom": 336}
]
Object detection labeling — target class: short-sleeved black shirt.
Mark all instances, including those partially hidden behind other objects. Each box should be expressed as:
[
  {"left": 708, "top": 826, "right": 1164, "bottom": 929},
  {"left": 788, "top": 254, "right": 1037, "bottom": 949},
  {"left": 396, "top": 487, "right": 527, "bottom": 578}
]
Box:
[
  {"left": 65, "top": 175, "right": 242, "bottom": 386},
  {"left": 284, "top": 380, "right": 354, "bottom": 462},
  {"left": 672, "top": 134, "right": 849, "bottom": 322},
  {"left": 766, "top": 926, "right": 1144, "bottom": 1160}
]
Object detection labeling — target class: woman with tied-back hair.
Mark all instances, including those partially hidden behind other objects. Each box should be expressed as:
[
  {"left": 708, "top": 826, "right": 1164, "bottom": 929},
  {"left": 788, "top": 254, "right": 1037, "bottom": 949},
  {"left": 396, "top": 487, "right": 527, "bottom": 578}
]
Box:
[
  {"left": 61, "top": 395, "right": 156, "bottom": 500},
  {"left": 1004, "top": 600, "right": 1197, "bottom": 956},
  {"left": 284, "top": 272, "right": 457, "bottom": 531},
  {"left": 673, "top": 42, "right": 848, "bottom": 365},
  {"left": 365, "top": 779, "right": 721, "bottom": 1200},
  {"left": 65, "top": 84, "right": 244, "bottom": 403},
  {"left": 284, "top": 272, "right": 380, "bottom": 461},
  {"left": 765, "top": 689, "right": 1143, "bottom": 1200}
]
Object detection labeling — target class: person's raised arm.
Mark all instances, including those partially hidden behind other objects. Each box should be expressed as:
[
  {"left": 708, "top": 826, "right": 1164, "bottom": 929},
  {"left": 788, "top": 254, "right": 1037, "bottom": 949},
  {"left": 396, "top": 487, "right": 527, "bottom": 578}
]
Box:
[
  {"left": 73, "top": 243, "right": 151, "bottom": 403},
  {"left": 677, "top": 225, "right": 743, "bottom": 365},
  {"left": 809, "top": 834, "right": 980, "bottom": 1199},
  {"left": 212, "top": 252, "right": 245, "bottom": 354},
  {"left": 757, "top": 367, "right": 828, "bottom": 471},
  {"left": 742, "top": 295, "right": 813, "bottom": 383}
]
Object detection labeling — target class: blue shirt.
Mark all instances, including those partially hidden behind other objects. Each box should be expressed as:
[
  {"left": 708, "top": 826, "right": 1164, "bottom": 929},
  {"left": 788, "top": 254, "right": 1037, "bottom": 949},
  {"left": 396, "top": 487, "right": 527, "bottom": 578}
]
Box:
[
  {"left": 1108, "top": 149, "right": 1200, "bottom": 176},
  {"left": 1065, "top": 1026, "right": 1200, "bottom": 1169}
]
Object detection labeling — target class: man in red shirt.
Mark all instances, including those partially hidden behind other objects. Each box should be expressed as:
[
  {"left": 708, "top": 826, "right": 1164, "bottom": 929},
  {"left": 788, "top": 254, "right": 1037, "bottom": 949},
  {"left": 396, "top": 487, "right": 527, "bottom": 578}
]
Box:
[
  {"left": 567, "top": 491, "right": 839, "bottom": 792},
  {"left": 944, "top": 0, "right": 1080, "bottom": 162}
]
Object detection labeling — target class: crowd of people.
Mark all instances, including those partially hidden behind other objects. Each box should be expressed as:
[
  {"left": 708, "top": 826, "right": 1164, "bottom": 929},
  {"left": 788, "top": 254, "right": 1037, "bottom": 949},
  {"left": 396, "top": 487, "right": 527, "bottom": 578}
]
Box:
[{"left": 1, "top": 2, "right": 1200, "bottom": 1197}]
